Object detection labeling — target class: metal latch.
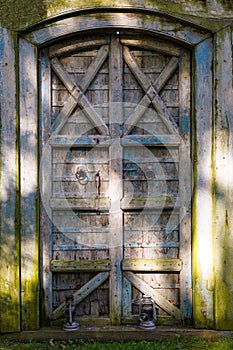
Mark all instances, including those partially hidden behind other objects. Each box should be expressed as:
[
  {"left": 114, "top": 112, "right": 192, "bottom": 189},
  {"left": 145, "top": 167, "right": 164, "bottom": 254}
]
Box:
[{"left": 95, "top": 170, "right": 101, "bottom": 196}]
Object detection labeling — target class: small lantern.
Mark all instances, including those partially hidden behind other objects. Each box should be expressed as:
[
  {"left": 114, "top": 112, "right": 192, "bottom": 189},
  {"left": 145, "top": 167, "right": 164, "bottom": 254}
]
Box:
[
  {"left": 63, "top": 295, "right": 79, "bottom": 331},
  {"left": 138, "top": 295, "right": 156, "bottom": 330}
]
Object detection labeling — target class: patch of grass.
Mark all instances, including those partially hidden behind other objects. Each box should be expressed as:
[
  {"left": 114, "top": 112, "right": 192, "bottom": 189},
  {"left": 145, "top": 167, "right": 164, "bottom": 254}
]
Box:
[{"left": 0, "top": 336, "right": 233, "bottom": 350}]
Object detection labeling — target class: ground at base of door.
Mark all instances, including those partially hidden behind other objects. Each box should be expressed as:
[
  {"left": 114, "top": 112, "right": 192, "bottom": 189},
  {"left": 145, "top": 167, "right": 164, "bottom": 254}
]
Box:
[{"left": 1, "top": 326, "right": 233, "bottom": 342}]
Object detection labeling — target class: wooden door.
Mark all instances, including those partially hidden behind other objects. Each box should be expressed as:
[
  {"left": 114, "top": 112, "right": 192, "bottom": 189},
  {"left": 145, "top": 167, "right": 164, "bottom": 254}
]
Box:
[{"left": 39, "top": 32, "right": 191, "bottom": 326}]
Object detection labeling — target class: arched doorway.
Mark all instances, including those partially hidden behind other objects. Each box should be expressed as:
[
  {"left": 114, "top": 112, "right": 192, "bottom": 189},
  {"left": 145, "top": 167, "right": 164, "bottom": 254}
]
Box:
[{"left": 39, "top": 30, "right": 192, "bottom": 326}]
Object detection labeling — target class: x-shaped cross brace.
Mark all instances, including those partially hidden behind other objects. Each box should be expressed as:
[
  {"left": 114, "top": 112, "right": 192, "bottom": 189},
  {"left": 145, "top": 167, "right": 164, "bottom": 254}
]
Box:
[
  {"left": 51, "top": 45, "right": 109, "bottom": 136},
  {"left": 123, "top": 46, "right": 179, "bottom": 136},
  {"left": 51, "top": 44, "right": 179, "bottom": 138}
]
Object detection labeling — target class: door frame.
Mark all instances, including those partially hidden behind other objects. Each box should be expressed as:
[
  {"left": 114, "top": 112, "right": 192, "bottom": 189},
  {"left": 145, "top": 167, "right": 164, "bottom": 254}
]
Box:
[{"left": 19, "top": 8, "right": 214, "bottom": 329}]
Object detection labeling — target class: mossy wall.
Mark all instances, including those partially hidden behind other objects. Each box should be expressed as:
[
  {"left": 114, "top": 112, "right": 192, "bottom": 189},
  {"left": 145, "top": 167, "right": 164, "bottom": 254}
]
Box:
[{"left": 0, "top": 0, "right": 232, "bottom": 30}]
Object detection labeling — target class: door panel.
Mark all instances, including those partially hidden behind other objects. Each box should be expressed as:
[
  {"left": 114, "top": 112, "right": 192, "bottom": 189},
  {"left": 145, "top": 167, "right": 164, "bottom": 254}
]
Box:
[{"left": 39, "top": 33, "right": 191, "bottom": 325}]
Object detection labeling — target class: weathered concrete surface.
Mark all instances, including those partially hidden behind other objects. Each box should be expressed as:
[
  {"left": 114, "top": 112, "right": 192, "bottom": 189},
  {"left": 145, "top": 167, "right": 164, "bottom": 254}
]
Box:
[{"left": 1, "top": 326, "right": 233, "bottom": 342}]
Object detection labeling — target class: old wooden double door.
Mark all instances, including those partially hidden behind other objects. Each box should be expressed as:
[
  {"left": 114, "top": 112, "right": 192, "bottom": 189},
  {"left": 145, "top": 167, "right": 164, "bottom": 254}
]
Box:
[{"left": 39, "top": 32, "right": 191, "bottom": 326}]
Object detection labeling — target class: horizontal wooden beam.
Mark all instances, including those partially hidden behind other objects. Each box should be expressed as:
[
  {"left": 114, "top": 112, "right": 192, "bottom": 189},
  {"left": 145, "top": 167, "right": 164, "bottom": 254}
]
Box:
[
  {"left": 53, "top": 227, "right": 109, "bottom": 234},
  {"left": 50, "top": 197, "right": 110, "bottom": 210},
  {"left": 52, "top": 271, "right": 109, "bottom": 319},
  {"left": 121, "top": 135, "right": 180, "bottom": 147},
  {"left": 122, "top": 258, "right": 182, "bottom": 272},
  {"left": 124, "top": 242, "right": 179, "bottom": 249},
  {"left": 51, "top": 259, "right": 112, "bottom": 272},
  {"left": 120, "top": 37, "right": 180, "bottom": 56},
  {"left": 124, "top": 175, "right": 178, "bottom": 181},
  {"left": 50, "top": 135, "right": 110, "bottom": 147},
  {"left": 49, "top": 37, "right": 110, "bottom": 57},
  {"left": 121, "top": 196, "right": 180, "bottom": 210},
  {"left": 53, "top": 244, "right": 109, "bottom": 251}
]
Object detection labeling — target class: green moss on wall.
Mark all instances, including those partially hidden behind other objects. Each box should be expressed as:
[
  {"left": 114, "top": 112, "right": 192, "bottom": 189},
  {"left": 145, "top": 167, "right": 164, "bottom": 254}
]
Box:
[
  {"left": 0, "top": 0, "right": 46, "bottom": 30},
  {"left": 0, "top": 0, "right": 232, "bottom": 31}
]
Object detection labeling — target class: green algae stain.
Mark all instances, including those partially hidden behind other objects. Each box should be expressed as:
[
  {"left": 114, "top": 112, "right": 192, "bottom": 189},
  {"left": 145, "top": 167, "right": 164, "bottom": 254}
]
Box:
[
  {"left": 0, "top": 0, "right": 46, "bottom": 30},
  {"left": 0, "top": 0, "right": 232, "bottom": 31}
]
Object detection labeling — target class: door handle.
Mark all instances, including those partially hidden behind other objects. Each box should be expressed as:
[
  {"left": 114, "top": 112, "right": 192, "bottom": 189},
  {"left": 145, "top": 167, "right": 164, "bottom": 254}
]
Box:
[
  {"left": 95, "top": 170, "right": 101, "bottom": 196},
  {"left": 75, "top": 166, "right": 88, "bottom": 185}
]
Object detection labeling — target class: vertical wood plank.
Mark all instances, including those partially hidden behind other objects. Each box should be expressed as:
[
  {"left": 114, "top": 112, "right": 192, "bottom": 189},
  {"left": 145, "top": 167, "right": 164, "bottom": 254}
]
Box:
[
  {"left": 214, "top": 27, "right": 233, "bottom": 330},
  {"left": 122, "top": 277, "right": 132, "bottom": 319},
  {"left": 109, "top": 35, "right": 123, "bottom": 325},
  {"left": 39, "top": 48, "right": 53, "bottom": 321},
  {"left": 19, "top": 38, "right": 39, "bottom": 330},
  {"left": 192, "top": 37, "right": 214, "bottom": 328},
  {"left": 179, "top": 49, "right": 192, "bottom": 323},
  {"left": 0, "top": 28, "right": 20, "bottom": 333},
  {"left": 109, "top": 35, "right": 123, "bottom": 137}
]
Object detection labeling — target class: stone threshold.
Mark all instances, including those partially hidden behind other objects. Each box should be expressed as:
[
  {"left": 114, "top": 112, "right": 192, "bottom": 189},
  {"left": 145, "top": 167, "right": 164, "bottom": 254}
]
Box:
[{"left": 1, "top": 327, "right": 233, "bottom": 342}]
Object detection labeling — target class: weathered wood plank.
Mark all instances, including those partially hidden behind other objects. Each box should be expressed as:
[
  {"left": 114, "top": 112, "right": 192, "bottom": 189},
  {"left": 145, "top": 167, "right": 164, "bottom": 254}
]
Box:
[
  {"left": 124, "top": 272, "right": 181, "bottom": 320},
  {"left": 150, "top": 91, "right": 179, "bottom": 135},
  {"left": 123, "top": 174, "right": 178, "bottom": 181},
  {"left": 51, "top": 95, "right": 77, "bottom": 133},
  {"left": 109, "top": 36, "right": 124, "bottom": 325},
  {"left": 178, "top": 48, "right": 192, "bottom": 323},
  {"left": 123, "top": 146, "right": 179, "bottom": 163},
  {"left": 53, "top": 244, "right": 109, "bottom": 251},
  {"left": 0, "top": 28, "right": 20, "bottom": 333},
  {"left": 54, "top": 227, "right": 108, "bottom": 234},
  {"left": 53, "top": 227, "right": 109, "bottom": 234},
  {"left": 120, "top": 37, "right": 180, "bottom": 56},
  {"left": 123, "top": 95, "right": 151, "bottom": 134},
  {"left": 123, "top": 242, "right": 179, "bottom": 249},
  {"left": 121, "top": 135, "right": 180, "bottom": 146},
  {"left": 51, "top": 57, "right": 75, "bottom": 92},
  {"left": 123, "top": 46, "right": 179, "bottom": 135},
  {"left": 49, "top": 37, "right": 109, "bottom": 57},
  {"left": 192, "top": 37, "right": 214, "bottom": 328},
  {"left": 123, "top": 46, "right": 150, "bottom": 90},
  {"left": 39, "top": 48, "right": 53, "bottom": 320},
  {"left": 49, "top": 135, "right": 110, "bottom": 147},
  {"left": 51, "top": 57, "right": 109, "bottom": 135},
  {"left": 122, "top": 259, "right": 182, "bottom": 272},
  {"left": 122, "top": 277, "right": 132, "bottom": 319},
  {"left": 123, "top": 156, "right": 179, "bottom": 164},
  {"left": 52, "top": 180, "right": 109, "bottom": 197},
  {"left": 52, "top": 272, "right": 109, "bottom": 319},
  {"left": 109, "top": 36, "right": 123, "bottom": 135},
  {"left": 121, "top": 196, "right": 180, "bottom": 210},
  {"left": 53, "top": 229, "right": 109, "bottom": 248},
  {"left": 52, "top": 147, "right": 109, "bottom": 164},
  {"left": 214, "top": 27, "right": 233, "bottom": 330},
  {"left": 51, "top": 259, "right": 112, "bottom": 272},
  {"left": 80, "top": 45, "right": 109, "bottom": 92},
  {"left": 19, "top": 38, "right": 40, "bottom": 330},
  {"left": 123, "top": 56, "right": 179, "bottom": 135},
  {"left": 155, "top": 56, "right": 179, "bottom": 92},
  {"left": 50, "top": 197, "right": 110, "bottom": 210}
]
